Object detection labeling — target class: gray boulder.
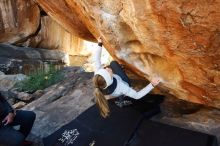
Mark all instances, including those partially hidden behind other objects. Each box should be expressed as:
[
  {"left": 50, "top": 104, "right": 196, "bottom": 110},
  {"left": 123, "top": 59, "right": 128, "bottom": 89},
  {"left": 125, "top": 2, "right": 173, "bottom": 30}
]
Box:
[{"left": 0, "top": 74, "right": 27, "bottom": 91}]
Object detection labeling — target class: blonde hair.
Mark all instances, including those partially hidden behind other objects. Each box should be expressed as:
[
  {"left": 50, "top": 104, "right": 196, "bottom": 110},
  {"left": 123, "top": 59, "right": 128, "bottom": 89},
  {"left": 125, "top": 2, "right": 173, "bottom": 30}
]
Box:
[{"left": 93, "top": 75, "right": 110, "bottom": 118}]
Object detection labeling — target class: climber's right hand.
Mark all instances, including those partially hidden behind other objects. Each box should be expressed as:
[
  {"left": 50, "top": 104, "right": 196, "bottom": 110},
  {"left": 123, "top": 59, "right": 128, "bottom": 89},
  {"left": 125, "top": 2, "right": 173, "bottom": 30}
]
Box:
[{"left": 151, "top": 77, "right": 161, "bottom": 87}]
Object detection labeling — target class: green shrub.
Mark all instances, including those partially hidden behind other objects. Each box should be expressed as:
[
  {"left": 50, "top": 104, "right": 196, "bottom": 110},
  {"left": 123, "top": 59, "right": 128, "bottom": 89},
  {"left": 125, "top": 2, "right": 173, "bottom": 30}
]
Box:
[{"left": 16, "top": 65, "right": 64, "bottom": 93}]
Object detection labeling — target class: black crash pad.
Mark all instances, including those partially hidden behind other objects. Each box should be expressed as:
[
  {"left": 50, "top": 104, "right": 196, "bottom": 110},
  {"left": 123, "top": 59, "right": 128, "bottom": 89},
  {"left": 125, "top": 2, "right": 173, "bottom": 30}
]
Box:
[
  {"left": 43, "top": 99, "right": 145, "bottom": 146},
  {"left": 126, "top": 120, "right": 218, "bottom": 146},
  {"left": 129, "top": 94, "right": 164, "bottom": 114}
]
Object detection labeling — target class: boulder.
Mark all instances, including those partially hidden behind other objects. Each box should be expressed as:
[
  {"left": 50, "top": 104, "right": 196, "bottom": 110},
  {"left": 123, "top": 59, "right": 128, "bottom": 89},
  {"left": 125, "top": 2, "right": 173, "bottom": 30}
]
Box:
[
  {"left": 1, "top": 0, "right": 220, "bottom": 109},
  {"left": 21, "top": 16, "right": 85, "bottom": 56},
  {"left": 13, "top": 101, "right": 26, "bottom": 109},
  {"left": 0, "top": 44, "right": 66, "bottom": 74},
  {"left": 20, "top": 16, "right": 103, "bottom": 67},
  {"left": 0, "top": 71, "right": 4, "bottom": 75},
  {"left": 16, "top": 91, "right": 33, "bottom": 101},
  {"left": 0, "top": 0, "right": 40, "bottom": 43},
  {"left": 32, "top": 90, "right": 44, "bottom": 100},
  {"left": 0, "top": 74, "right": 26, "bottom": 91},
  {"left": 34, "top": 0, "right": 95, "bottom": 41},
  {"left": 153, "top": 95, "right": 220, "bottom": 145},
  {"left": 35, "top": 0, "right": 220, "bottom": 108}
]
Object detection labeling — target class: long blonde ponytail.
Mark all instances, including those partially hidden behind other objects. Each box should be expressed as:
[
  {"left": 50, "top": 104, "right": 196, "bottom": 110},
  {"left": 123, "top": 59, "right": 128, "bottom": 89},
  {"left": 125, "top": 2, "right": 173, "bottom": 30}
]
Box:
[{"left": 93, "top": 75, "right": 110, "bottom": 118}]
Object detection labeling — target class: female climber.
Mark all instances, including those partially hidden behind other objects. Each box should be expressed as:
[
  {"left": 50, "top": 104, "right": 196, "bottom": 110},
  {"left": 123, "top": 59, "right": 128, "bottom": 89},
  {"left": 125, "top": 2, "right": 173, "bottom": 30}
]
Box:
[{"left": 93, "top": 37, "right": 161, "bottom": 118}]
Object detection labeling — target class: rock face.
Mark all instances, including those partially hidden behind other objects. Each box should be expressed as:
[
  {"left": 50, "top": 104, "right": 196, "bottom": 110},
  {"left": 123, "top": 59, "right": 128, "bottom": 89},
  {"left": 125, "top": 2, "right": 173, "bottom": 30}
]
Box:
[
  {"left": 153, "top": 95, "right": 220, "bottom": 144},
  {"left": 1, "top": 0, "right": 220, "bottom": 108},
  {"left": 0, "top": 73, "right": 26, "bottom": 91},
  {"left": 35, "top": 0, "right": 220, "bottom": 108},
  {"left": 35, "top": 0, "right": 95, "bottom": 41},
  {"left": 0, "top": 0, "right": 40, "bottom": 43},
  {"left": 20, "top": 16, "right": 108, "bottom": 68},
  {"left": 0, "top": 44, "right": 67, "bottom": 74},
  {"left": 21, "top": 16, "right": 85, "bottom": 56},
  {"left": 0, "top": 0, "right": 105, "bottom": 70}
]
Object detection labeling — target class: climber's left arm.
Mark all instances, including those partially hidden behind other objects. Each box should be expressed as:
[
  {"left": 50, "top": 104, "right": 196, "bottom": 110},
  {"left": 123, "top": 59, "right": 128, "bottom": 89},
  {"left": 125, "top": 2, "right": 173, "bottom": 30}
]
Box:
[{"left": 93, "top": 37, "right": 103, "bottom": 72}]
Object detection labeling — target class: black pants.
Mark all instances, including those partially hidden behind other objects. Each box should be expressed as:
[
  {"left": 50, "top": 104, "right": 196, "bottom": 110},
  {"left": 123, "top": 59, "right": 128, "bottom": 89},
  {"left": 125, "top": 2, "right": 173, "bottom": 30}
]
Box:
[
  {"left": 110, "top": 61, "right": 131, "bottom": 86},
  {"left": 110, "top": 61, "right": 131, "bottom": 101},
  {"left": 0, "top": 110, "right": 36, "bottom": 146}
]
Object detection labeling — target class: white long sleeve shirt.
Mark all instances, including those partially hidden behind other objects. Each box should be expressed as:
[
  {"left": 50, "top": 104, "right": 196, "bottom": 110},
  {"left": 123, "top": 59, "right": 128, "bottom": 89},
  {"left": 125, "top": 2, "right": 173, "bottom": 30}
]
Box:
[{"left": 93, "top": 45, "right": 154, "bottom": 99}]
